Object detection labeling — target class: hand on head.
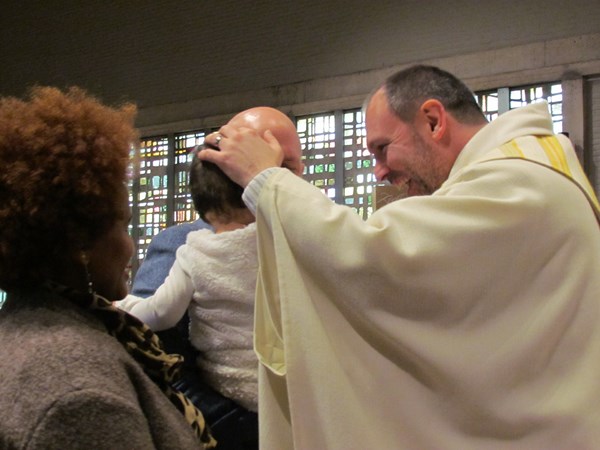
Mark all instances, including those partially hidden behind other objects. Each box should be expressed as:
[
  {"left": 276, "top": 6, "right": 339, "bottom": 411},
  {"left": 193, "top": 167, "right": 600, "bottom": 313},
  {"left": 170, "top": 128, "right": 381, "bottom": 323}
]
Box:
[
  {"left": 198, "top": 126, "right": 284, "bottom": 187},
  {"left": 199, "top": 106, "right": 304, "bottom": 187}
]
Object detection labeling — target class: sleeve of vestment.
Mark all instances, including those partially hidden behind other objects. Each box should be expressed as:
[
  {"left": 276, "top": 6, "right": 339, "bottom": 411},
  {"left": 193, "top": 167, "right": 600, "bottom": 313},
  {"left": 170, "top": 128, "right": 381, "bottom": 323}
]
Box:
[{"left": 253, "top": 163, "right": 590, "bottom": 369}]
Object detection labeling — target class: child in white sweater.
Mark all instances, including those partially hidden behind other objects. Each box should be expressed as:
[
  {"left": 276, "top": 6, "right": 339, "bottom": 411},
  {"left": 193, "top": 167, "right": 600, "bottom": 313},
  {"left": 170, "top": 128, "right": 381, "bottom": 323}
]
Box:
[{"left": 118, "top": 152, "right": 259, "bottom": 410}]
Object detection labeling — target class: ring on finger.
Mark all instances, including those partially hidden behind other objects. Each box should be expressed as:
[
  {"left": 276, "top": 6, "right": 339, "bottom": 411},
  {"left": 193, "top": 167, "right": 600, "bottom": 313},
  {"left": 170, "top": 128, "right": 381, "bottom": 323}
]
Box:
[{"left": 214, "top": 133, "right": 223, "bottom": 148}]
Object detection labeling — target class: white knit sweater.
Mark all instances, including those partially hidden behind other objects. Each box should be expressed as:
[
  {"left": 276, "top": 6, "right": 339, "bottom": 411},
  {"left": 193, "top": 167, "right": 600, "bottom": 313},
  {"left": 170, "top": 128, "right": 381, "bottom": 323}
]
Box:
[{"left": 119, "top": 223, "right": 259, "bottom": 411}]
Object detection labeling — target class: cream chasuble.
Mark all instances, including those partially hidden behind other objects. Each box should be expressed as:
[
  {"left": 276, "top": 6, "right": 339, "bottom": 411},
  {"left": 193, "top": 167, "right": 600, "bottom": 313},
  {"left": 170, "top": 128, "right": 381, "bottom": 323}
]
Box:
[{"left": 253, "top": 102, "right": 600, "bottom": 449}]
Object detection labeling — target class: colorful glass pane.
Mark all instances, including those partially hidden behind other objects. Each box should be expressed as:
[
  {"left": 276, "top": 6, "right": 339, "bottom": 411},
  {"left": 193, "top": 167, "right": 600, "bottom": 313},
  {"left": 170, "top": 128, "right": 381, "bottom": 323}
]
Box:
[
  {"left": 297, "top": 113, "right": 337, "bottom": 199},
  {"left": 174, "top": 131, "right": 205, "bottom": 224},
  {"left": 134, "top": 136, "right": 169, "bottom": 262},
  {"left": 342, "top": 109, "right": 375, "bottom": 219}
]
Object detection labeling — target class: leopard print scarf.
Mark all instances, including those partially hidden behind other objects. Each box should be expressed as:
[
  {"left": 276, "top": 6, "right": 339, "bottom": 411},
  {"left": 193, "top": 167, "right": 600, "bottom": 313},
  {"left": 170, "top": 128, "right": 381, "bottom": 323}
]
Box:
[{"left": 45, "top": 281, "right": 216, "bottom": 449}]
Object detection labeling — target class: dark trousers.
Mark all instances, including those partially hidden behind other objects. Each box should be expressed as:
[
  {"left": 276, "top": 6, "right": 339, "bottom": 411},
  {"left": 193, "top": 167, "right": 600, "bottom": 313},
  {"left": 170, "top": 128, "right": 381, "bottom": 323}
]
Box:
[
  {"left": 174, "top": 368, "right": 258, "bottom": 450},
  {"left": 158, "top": 315, "right": 258, "bottom": 450}
]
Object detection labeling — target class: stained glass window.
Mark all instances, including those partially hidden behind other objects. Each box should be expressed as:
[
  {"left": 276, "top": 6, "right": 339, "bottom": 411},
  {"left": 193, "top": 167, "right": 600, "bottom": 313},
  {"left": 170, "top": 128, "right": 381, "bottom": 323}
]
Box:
[
  {"left": 475, "top": 82, "right": 562, "bottom": 133},
  {"left": 174, "top": 131, "right": 205, "bottom": 224},
  {"left": 342, "top": 109, "right": 376, "bottom": 219},
  {"left": 296, "top": 110, "right": 376, "bottom": 219},
  {"left": 133, "top": 136, "right": 169, "bottom": 263},
  {"left": 510, "top": 83, "right": 563, "bottom": 133},
  {"left": 297, "top": 113, "right": 337, "bottom": 200},
  {"left": 475, "top": 90, "right": 500, "bottom": 121},
  {"left": 131, "top": 128, "right": 219, "bottom": 270}
]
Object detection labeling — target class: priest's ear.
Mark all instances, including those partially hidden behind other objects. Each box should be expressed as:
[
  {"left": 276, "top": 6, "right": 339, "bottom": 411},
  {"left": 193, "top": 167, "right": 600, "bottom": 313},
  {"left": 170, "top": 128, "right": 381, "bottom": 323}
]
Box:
[{"left": 418, "top": 99, "right": 446, "bottom": 142}]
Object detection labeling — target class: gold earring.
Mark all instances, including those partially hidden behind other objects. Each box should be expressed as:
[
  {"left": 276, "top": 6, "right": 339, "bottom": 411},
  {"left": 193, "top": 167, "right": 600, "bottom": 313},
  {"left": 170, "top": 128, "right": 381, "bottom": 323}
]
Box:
[{"left": 81, "top": 251, "right": 94, "bottom": 294}]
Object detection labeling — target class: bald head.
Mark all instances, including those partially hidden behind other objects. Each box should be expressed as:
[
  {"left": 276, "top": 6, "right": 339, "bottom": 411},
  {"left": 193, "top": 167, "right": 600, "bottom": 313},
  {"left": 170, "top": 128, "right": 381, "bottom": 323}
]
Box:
[{"left": 227, "top": 107, "right": 304, "bottom": 176}]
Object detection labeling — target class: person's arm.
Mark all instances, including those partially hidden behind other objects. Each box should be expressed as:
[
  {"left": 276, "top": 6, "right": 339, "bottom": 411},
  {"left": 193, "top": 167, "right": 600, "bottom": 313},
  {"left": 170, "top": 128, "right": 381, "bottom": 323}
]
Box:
[
  {"left": 114, "top": 294, "right": 144, "bottom": 311},
  {"left": 125, "top": 255, "right": 194, "bottom": 331}
]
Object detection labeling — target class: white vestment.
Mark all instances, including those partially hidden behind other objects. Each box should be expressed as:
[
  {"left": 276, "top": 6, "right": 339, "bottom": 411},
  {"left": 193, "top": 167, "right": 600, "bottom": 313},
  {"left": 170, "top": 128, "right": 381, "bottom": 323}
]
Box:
[{"left": 250, "top": 102, "right": 600, "bottom": 449}]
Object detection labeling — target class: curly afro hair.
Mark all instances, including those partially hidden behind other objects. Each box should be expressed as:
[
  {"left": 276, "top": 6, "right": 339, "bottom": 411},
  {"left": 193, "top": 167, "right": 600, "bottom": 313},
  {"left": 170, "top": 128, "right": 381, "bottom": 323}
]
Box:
[{"left": 0, "top": 86, "right": 137, "bottom": 291}]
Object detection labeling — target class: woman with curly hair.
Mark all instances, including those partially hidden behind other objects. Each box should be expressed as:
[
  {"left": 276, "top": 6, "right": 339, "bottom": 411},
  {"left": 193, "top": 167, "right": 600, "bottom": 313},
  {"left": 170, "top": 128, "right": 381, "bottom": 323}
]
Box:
[{"left": 0, "top": 87, "right": 214, "bottom": 449}]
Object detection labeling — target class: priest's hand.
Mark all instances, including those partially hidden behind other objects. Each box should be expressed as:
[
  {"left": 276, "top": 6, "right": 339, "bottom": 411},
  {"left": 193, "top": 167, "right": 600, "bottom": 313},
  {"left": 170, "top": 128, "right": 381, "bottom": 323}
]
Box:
[{"left": 199, "top": 126, "right": 284, "bottom": 188}]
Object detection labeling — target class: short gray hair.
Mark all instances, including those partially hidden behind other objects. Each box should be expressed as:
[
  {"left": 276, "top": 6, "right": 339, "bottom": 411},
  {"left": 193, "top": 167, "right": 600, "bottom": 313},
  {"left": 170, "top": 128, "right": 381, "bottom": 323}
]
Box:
[{"left": 380, "top": 65, "right": 487, "bottom": 125}]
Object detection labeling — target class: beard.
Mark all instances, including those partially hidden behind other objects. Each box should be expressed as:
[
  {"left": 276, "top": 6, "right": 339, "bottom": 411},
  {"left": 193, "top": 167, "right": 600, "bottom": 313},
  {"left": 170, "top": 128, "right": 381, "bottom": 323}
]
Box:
[{"left": 386, "top": 131, "right": 439, "bottom": 197}]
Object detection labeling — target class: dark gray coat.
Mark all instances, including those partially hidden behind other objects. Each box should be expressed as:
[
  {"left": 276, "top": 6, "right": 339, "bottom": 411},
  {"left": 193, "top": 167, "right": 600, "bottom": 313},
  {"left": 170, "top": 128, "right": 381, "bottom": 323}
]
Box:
[{"left": 0, "top": 289, "right": 202, "bottom": 449}]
